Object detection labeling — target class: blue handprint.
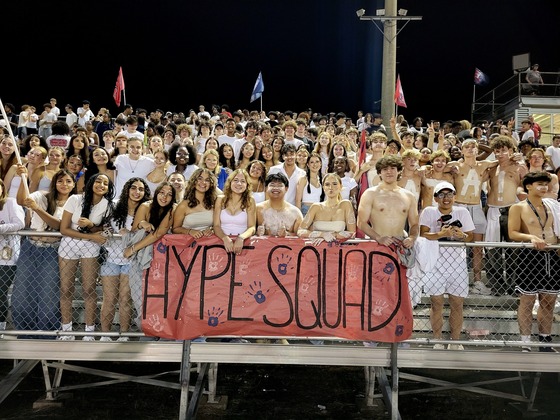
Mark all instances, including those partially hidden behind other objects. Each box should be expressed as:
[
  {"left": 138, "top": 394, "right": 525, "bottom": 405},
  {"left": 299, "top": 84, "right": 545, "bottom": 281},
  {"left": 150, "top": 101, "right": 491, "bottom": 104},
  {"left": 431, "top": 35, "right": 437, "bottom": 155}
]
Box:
[
  {"left": 395, "top": 324, "right": 404, "bottom": 336},
  {"left": 383, "top": 262, "right": 395, "bottom": 275},
  {"left": 247, "top": 281, "right": 269, "bottom": 304},
  {"left": 156, "top": 242, "right": 167, "bottom": 254},
  {"left": 207, "top": 306, "right": 224, "bottom": 327},
  {"left": 276, "top": 253, "right": 292, "bottom": 275}
]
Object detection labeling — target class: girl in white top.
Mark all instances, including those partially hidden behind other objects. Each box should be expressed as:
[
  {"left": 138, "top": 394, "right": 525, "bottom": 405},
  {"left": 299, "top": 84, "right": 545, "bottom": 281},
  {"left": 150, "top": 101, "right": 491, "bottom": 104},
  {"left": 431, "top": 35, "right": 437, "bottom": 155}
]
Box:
[
  {"left": 213, "top": 169, "right": 256, "bottom": 255},
  {"left": 298, "top": 173, "right": 356, "bottom": 245},
  {"left": 172, "top": 168, "right": 217, "bottom": 238},
  {"left": 59, "top": 173, "right": 114, "bottom": 340},
  {"left": 13, "top": 168, "right": 76, "bottom": 333},
  {"left": 123, "top": 182, "right": 176, "bottom": 330},
  {"left": 29, "top": 147, "right": 65, "bottom": 193},
  {"left": 0, "top": 179, "right": 25, "bottom": 331},
  {"left": 247, "top": 160, "right": 267, "bottom": 204},
  {"left": 99, "top": 177, "right": 150, "bottom": 341},
  {"left": 166, "top": 143, "right": 199, "bottom": 181},
  {"left": 295, "top": 152, "right": 324, "bottom": 217},
  {"left": 145, "top": 150, "right": 169, "bottom": 197}
]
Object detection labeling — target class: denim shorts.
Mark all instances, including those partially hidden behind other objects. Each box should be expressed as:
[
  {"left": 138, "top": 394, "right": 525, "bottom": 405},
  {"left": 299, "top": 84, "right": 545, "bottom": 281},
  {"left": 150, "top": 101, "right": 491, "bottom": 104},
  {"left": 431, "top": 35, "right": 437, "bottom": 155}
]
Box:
[{"left": 100, "top": 262, "right": 130, "bottom": 276}]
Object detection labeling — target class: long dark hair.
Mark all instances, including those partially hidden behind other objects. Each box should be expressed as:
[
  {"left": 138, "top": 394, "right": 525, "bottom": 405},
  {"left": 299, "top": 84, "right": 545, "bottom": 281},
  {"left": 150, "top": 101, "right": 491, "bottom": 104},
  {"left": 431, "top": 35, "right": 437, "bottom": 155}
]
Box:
[
  {"left": 80, "top": 173, "right": 115, "bottom": 223},
  {"left": 149, "top": 182, "right": 176, "bottom": 228},
  {"left": 306, "top": 152, "right": 325, "bottom": 201},
  {"left": 46, "top": 169, "right": 77, "bottom": 216},
  {"left": 67, "top": 134, "right": 90, "bottom": 166},
  {"left": 184, "top": 168, "right": 216, "bottom": 210},
  {"left": 83, "top": 147, "right": 115, "bottom": 185},
  {"left": 218, "top": 143, "right": 236, "bottom": 171},
  {"left": 113, "top": 177, "right": 151, "bottom": 229}
]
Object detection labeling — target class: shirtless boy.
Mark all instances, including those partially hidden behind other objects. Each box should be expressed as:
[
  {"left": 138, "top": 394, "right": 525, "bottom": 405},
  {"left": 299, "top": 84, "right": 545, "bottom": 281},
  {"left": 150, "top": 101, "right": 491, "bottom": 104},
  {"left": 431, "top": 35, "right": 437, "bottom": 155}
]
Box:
[
  {"left": 508, "top": 172, "right": 560, "bottom": 352},
  {"left": 485, "top": 136, "right": 527, "bottom": 294},
  {"left": 451, "top": 139, "right": 498, "bottom": 293},
  {"left": 256, "top": 173, "right": 303, "bottom": 236},
  {"left": 358, "top": 155, "right": 419, "bottom": 249}
]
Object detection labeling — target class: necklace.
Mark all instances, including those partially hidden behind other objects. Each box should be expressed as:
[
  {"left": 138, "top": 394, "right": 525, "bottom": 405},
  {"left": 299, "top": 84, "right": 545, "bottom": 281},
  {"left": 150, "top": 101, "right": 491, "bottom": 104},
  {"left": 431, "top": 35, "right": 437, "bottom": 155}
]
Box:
[
  {"left": 129, "top": 157, "right": 140, "bottom": 173},
  {"left": 526, "top": 199, "right": 548, "bottom": 239}
]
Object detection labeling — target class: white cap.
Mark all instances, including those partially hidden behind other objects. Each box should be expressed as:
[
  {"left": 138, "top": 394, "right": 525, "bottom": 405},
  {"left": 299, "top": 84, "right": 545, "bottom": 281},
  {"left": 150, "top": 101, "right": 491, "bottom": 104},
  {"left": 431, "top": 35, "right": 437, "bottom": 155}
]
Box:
[{"left": 434, "top": 181, "right": 456, "bottom": 195}]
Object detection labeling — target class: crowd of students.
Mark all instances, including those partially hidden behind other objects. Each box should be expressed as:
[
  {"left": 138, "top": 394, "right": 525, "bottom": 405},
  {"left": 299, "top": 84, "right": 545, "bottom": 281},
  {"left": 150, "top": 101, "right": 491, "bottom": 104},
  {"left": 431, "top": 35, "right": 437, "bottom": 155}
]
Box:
[{"left": 0, "top": 100, "right": 558, "bottom": 344}]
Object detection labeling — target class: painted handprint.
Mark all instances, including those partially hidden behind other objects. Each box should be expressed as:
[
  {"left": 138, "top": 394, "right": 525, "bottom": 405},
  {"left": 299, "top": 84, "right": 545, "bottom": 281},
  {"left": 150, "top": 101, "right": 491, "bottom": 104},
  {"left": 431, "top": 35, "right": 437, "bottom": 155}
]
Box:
[
  {"left": 372, "top": 299, "right": 389, "bottom": 316},
  {"left": 156, "top": 242, "right": 167, "bottom": 254},
  {"left": 151, "top": 262, "right": 163, "bottom": 281},
  {"left": 239, "top": 258, "right": 251, "bottom": 276},
  {"left": 207, "top": 307, "right": 224, "bottom": 327},
  {"left": 208, "top": 254, "right": 224, "bottom": 273},
  {"left": 276, "top": 253, "right": 292, "bottom": 275},
  {"left": 300, "top": 275, "right": 315, "bottom": 293},
  {"left": 247, "top": 281, "right": 269, "bottom": 304},
  {"left": 147, "top": 314, "right": 164, "bottom": 332}
]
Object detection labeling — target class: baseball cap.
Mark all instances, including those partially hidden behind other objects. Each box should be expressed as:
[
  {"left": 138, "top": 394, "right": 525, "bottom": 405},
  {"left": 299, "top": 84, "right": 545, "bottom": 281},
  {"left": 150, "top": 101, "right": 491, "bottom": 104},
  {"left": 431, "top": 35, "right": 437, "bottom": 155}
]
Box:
[{"left": 434, "top": 181, "right": 456, "bottom": 195}]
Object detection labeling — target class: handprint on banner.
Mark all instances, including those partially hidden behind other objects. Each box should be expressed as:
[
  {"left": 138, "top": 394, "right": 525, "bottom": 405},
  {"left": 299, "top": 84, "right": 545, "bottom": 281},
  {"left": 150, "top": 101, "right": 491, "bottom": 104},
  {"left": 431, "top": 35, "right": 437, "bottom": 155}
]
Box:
[
  {"left": 239, "top": 258, "right": 251, "bottom": 276},
  {"left": 395, "top": 324, "right": 404, "bottom": 336},
  {"left": 276, "top": 253, "right": 292, "bottom": 275},
  {"left": 207, "top": 307, "right": 224, "bottom": 327},
  {"left": 382, "top": 262, "right": 395, "bottom": 275},
  {"left": 156, "top": 242, "right": 167, "bottom": 254},
  {"left": 151, "top": 262, "right": 163, "bottom": 281},
  {"left": 347, "top": 265, "right": 360, "bottom": 282},
  {"left": 208, "top": 254, "right": 224, "bottom": 273},
  {"left": 147, "top": 314, "right": 164, "bottom": 332},
  {"left": 372, "top": 299, "right": 389, "bottom": 316},
  {"left": 247, "top": 281, "right": 269, "bottom": 304},
  {"left": 300, "top": 275, "right": 315, "bottom": 293}
]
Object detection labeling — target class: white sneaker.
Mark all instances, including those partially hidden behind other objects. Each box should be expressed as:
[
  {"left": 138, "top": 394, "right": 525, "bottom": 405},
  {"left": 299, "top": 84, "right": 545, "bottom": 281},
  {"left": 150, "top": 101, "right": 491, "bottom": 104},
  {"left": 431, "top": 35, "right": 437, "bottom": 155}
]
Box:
[
  {"left": 470, "top": 281, "right": 492, "bottom": 296},
  {"left": 99, "top": 336, "right": 112, "bottom": 342},
  {"left": 116, "top": 337, "right": 130, "bottom": 342},
  {"left": 363, "top": 341, "right": 378, "bottom": 348},
  {"left": 82, "top": 336, "right": 96, "bottom": 341},
  {"left": 58, "top": 335, "right": 75, "bottom": 341},
  {"left": 448, "top": 344, "right": 464, "bottom": 350},
  {"left": 433, "top": 343, "right": 445, "bottom": 350}
]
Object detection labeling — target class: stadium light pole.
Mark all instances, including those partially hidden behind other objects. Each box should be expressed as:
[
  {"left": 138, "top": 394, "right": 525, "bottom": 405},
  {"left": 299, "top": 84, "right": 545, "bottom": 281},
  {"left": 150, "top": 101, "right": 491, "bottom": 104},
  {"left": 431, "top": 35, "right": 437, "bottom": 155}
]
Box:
[{"left": 357, "top": 1, "right": 421, "bottom": 122}]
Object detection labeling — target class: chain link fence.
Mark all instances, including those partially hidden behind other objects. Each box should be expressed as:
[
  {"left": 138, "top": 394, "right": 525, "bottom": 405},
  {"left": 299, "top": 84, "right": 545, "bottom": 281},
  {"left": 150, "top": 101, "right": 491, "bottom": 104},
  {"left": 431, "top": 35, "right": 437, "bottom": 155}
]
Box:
[{"left": 1, "top": 232, "right": 558, "bottom": 344}]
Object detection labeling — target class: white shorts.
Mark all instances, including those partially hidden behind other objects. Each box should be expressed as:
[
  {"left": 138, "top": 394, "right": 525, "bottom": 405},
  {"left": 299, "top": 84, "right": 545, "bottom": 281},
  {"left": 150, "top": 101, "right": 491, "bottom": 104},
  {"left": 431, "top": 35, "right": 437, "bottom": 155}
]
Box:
[
  {"left": 423, "top": 247, "right": 469, "bottom": 297},
  {"left": 59, "top": 237, "right": 101, "bottom": 260},
  {"left": 455, "top": 203, "right": 486, "bottom": 235}
]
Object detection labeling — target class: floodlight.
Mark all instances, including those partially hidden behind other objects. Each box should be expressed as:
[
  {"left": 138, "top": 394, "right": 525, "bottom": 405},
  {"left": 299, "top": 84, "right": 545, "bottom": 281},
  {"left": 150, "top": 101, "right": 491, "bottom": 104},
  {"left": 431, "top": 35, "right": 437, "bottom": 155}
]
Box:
[
  {"left": 356, "top": 9, "right": 366, "bottom": 18},
  {"left": 376, "top": 9, "right": 385, "bottom": 16},
  {"left": 398, "top": 9, "right": 408, "bottom": 16}
]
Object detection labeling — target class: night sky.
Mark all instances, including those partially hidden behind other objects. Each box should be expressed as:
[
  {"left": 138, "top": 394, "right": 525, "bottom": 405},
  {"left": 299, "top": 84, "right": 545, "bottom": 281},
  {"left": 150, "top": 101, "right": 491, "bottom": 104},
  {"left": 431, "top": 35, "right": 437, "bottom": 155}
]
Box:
[{"left": 3, "top": 0, "right": 558, "bottom": 123}]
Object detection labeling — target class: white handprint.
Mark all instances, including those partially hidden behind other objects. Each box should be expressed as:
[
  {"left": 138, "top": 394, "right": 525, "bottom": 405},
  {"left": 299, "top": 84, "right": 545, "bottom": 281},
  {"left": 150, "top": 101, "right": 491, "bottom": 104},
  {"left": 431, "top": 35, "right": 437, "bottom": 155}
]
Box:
[{"left": 147, "top": 314, "right": 164, "bottom": 332}]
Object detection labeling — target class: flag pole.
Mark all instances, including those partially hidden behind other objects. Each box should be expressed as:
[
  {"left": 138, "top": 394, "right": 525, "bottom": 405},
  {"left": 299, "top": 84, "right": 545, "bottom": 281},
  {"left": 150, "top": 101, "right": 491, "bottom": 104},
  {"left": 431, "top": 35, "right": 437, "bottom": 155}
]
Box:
[
  {"left": 260, "top": 95, "right": 263, "bottom": 113},
  {"left": 0, "top": 98, "right": 29, "bottom": 195},
  {"left": 471, "top": 84, "right": 476, "bottom": 123}
]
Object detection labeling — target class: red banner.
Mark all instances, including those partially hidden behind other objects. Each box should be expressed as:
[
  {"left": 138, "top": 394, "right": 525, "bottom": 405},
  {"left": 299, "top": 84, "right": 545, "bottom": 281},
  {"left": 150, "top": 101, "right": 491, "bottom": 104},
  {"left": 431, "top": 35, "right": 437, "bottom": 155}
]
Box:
[{"left": 142, "top": 236, "right": 413, "bottom": 342}]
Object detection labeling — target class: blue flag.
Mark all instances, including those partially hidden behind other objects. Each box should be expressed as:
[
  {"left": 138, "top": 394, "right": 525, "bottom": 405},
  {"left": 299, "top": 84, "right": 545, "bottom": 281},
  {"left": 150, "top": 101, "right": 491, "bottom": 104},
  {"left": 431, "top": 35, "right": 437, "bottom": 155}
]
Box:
[
  {"left": 250, "top": 72, "right": 264, "bottom": 102},
  {"left": 474, "top": 68, "right": 489, "bottom": 86}
]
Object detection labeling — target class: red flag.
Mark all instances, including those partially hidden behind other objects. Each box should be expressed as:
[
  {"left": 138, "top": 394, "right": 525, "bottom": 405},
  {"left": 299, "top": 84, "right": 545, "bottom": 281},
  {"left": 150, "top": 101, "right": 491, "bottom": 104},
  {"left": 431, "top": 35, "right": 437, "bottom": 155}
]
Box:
[
  {"left": 113, "top": 67, "right": 125, "bottom": 107},
  {"left": 356, "top": 129, "right": 369, "bottom": 238},
  {"left": 394, "top": 75, "right": 407, "bottom": 108}
]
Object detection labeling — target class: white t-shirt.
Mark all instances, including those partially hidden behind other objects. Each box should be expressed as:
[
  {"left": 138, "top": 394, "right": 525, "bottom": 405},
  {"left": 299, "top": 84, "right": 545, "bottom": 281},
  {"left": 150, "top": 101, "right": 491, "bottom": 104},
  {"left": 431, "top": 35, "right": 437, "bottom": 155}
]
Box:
[
  {"left": 66, "top": 113, "right": 78, "bottom": 128},
  {"left": 218, "top": 134, "right": 237, "bottom": 147},
  {"left": 77, "top": 108, "right": 94, "bottom": 127},
  {"left": 341, "top": 176, "right": 358, "bottom": 200},
  {"left": 114, "top": 155, "right": 155, "bottom": 199},
  {"left": 267, "top": 164, "right": 306, "bottom": 205},
  {"left": 29, "top": 191, "right": 64, "bottom": 231},
  {"left": 63, "top": 194, "right": 111, "bottom": 230},
  {"left": 47, "top": 135, "right": 71, "bottom": 149},
  {"left": 546, "top": 146, "right": 560, "bottom": 169},
  {"left": 105, "top": 215, "right": 133, "bottom": 265}
]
